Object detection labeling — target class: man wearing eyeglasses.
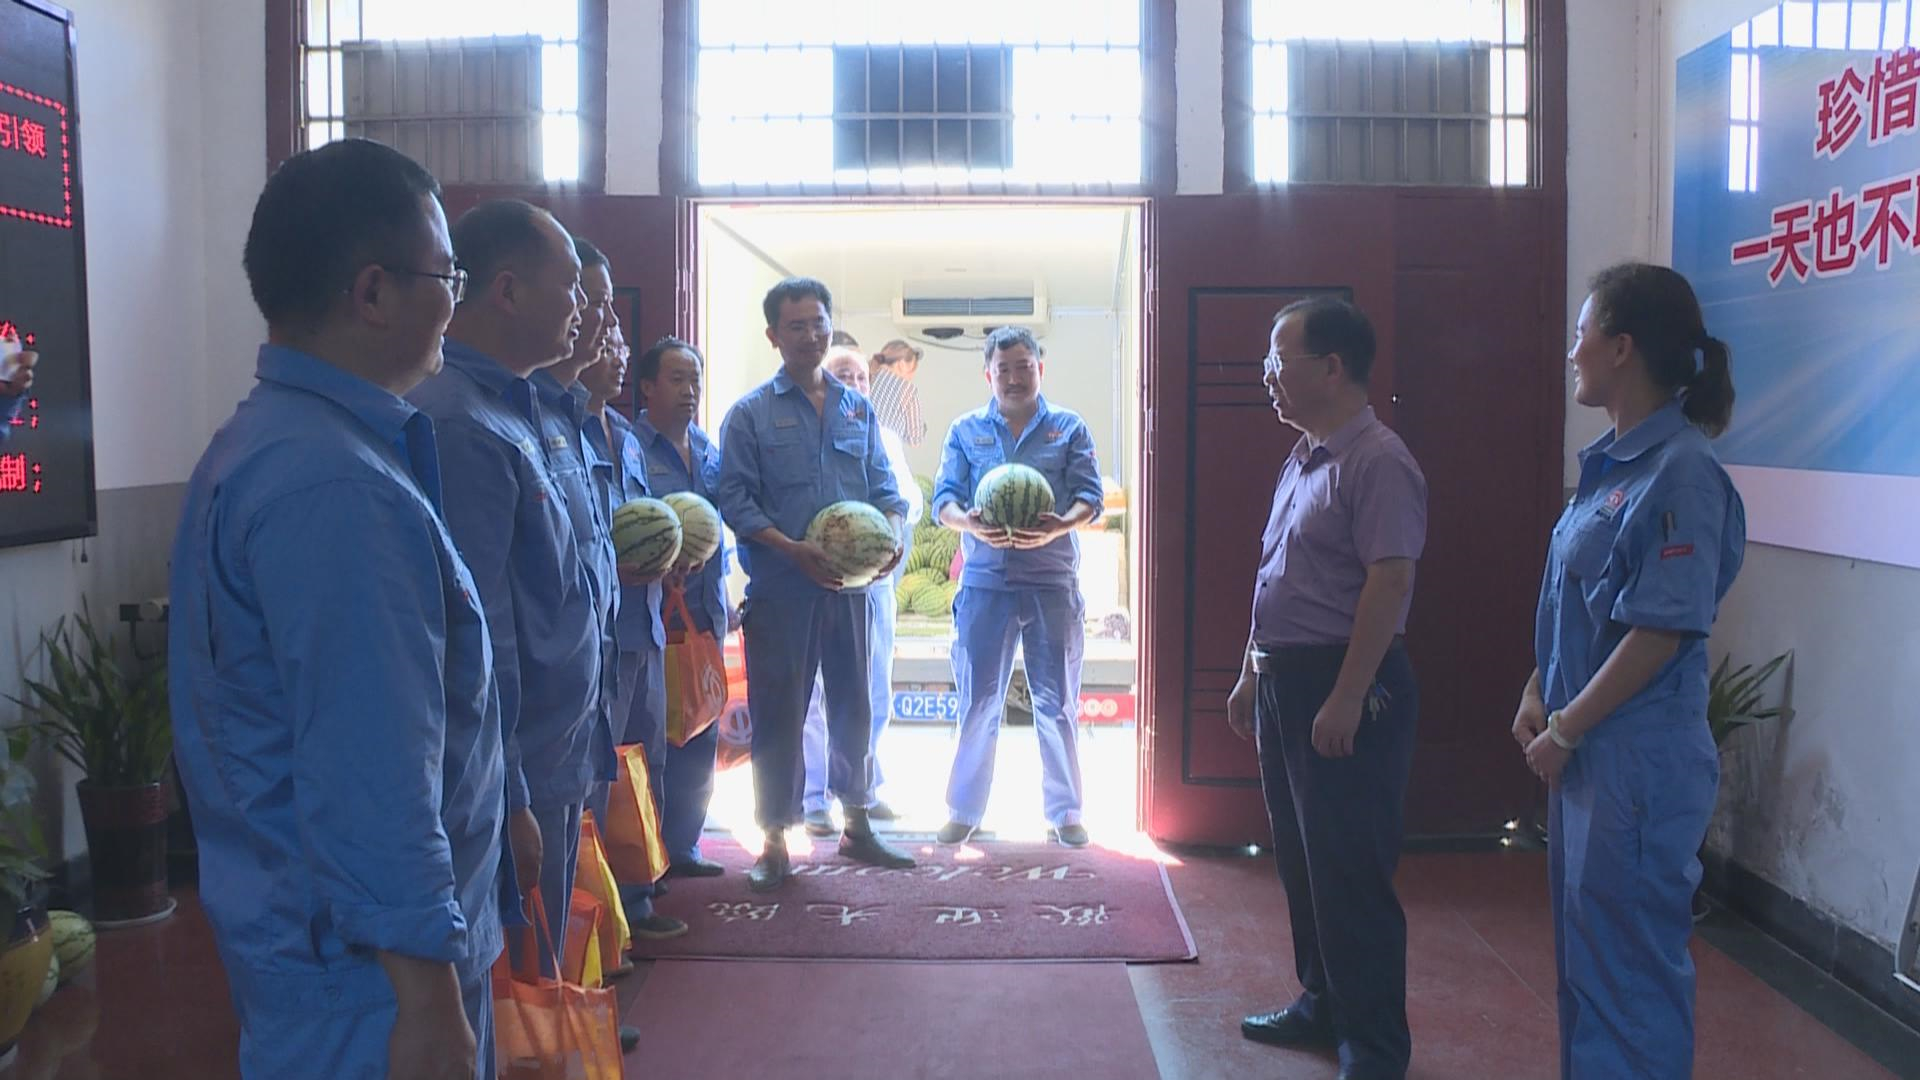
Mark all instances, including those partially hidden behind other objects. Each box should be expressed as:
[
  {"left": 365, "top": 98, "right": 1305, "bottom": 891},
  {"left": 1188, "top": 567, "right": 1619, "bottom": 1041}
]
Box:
[
  {"left": 407, "top": 200, "right": 609, "bottom": 979},
  {"left": 1226, "top": 297, "right": 1427, "bottom": 1080},
  {"left": 170, "top": 139, "right": 507, "bottom": 1079}
]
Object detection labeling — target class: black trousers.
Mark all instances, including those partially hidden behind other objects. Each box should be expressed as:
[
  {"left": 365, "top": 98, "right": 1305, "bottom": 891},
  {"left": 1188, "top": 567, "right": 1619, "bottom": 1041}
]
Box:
[{"left": 1255, "top": 639, "right": 1418, "bottom": 1077}]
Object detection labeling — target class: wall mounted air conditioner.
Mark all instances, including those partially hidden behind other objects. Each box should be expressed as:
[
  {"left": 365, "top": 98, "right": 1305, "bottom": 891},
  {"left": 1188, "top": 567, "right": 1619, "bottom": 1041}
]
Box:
[{"left": 891, "top": 279, "right": 1050, "bottom": 334}]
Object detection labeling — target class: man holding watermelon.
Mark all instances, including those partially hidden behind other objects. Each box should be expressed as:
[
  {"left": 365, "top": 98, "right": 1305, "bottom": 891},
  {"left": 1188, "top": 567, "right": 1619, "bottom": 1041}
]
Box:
[
  {"left": 715, "top": 277, "right": 917, "bottom": 891},
  {"left": 931, "top": 326, "right": 1106, "bottom": 848}
]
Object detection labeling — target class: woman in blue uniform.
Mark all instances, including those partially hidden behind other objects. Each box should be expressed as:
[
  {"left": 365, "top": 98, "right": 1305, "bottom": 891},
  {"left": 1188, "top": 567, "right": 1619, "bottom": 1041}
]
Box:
[{"left": 1517, "top": 262, "right": 1746, "bottom": 1079}]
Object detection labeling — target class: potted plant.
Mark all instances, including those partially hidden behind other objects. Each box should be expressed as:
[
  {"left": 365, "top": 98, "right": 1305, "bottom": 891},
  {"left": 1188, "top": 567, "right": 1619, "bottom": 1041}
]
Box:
[
  {"left": 9, "top": 606, "right": 175, "bottom": 927},
  {"left": 1693, "top": 650, "right": 1791, "bottom": 921},
  {"left": 0, "top": 731, "right": 54, "bottom": 1068}
]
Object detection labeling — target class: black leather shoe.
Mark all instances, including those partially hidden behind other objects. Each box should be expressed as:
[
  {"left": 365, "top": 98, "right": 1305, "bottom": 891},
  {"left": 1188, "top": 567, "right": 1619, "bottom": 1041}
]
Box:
[
  {"left": 936, "top": 820, "right": 976, "bottom": 845},
  {"left": 619, "top": 1024, "right": 641, "bottom": 1053},
  {"left": 803, "top": 809, "right": 836, "bottom": 836},
  {"left": 666, "top": 857, "right": 726, "bottom": 879},
  {"left": 863, "top": 800, "right": 899, "bottom": 821},
  {"left": 1240, "top": 1006, "right": 1336, "bottom": 1049},
  {"left": 1337, "top": 1067, "right": 1404, "bottom": 1080},
  {"left": 839, "top": 829, "right": 916, "bottom": 868},
  {"left": 747, "top": 841, "right": 791, "bottom": 892}
]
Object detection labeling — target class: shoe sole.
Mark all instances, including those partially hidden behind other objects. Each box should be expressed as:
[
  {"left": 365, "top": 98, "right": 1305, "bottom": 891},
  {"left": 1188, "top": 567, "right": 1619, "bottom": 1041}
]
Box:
[{"left": 631, "top": 925, "right": 689, "bottom": 941}]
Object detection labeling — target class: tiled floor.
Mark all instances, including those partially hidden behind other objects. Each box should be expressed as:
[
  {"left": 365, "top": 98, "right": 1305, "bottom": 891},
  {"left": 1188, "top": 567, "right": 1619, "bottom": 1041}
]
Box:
[
  {"left": 11, "top": 728, "right": 1912, "bottom": 1078},
  {"left": 14, "top": 844, "right": 1910, "bottom": 1078}
]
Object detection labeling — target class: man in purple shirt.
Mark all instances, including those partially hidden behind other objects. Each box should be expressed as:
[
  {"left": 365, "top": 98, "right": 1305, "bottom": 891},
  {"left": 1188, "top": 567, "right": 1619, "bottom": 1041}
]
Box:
[{"left": 1226, "top": 297, "right": 1427, "bottom": 1080}]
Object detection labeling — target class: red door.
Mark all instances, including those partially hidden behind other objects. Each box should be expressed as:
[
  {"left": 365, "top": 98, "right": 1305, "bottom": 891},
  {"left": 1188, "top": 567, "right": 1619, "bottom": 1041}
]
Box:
[{"left": 1140, "top": 190, "right": 1559, "bottom": 846}]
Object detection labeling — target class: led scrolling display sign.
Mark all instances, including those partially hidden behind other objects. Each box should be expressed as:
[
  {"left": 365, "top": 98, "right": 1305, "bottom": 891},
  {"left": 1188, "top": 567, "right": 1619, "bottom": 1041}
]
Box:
[{"left": 0, "top": 0, "right": 94, "bottom": 549}]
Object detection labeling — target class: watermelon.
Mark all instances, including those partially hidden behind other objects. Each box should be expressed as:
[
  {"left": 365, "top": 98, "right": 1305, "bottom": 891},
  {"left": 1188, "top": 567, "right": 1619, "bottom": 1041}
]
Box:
[
  {"left": 48, "top": 910, "right": 93, "bottom": 981},
  {"left": 662, "top": 491, "right": 722, "bottom": 564},
  {"left": 909, "top": 580, "right": 960, "bottom": 617},
  {"left": 805, "top": 501, "right": 898, "bottom": 589},
  {"left": 37, "top": 953, "right": 58, "bottom": 1007},
  {"left": 612, "top": 498, "right": 683, "bottom": 576},
  {"left": 975, "top": 463, "right": 1055, "bottom": 530}
]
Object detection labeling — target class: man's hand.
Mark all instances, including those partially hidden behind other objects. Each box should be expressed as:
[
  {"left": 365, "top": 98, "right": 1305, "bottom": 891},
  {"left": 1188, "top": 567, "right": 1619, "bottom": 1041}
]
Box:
[
  {"left": 0, "top": 349, "right": 36, "bottom": 395},
  {"left": 1009, "top": 512, "right": 1072, "bottom": 550},
  {"left": 965, "top": 509, "right": 1017, "bottom": 550},
  {"left": 1227, "top": 675, "right": 1256, "bottom": 740},
  {"left": 1310, "top": 690, "right": 1364, "bottom": 758},
  {"left": 508, "top": 807, "right": 542, "bottom": 896},
  {"left": 787, "top": 540, "right": 847, "bottom": 590},
  {"left": 379, "top": 953, "right": 477, "bottom": 1080},
  {"left": 874, "top": 541, "right": 905, "bottom": 579}
]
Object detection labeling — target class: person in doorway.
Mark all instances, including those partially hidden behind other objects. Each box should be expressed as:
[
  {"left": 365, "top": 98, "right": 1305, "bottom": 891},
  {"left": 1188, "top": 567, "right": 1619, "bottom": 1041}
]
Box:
[
  {"left": 714, "top": 276, "right": 916, "bottom": 890},
  {"left": 407, "top": 200, "right": 602, "bottom": 973},
  {"left": 1225, "top": 297, "right": 1426, "bottom": 1080},
  {"left": 170, "top": 138, "right": 506, "bottom": 1078},
  {"left": 1518, "top": 262, "right": 1745, "bottom": 1079},
  {"left": 798, "top": 345, "right": 923, "bottom": 835},
  {"left": 630, "top": 335, "right": 734, "bottom": 881},
  {"left": 570, "top": 242, "right": 689, "bottom": 950},
  {"left": 931, "top": 327, "right": 1104, "bottom": 847},
  {"left": 869, "top": 337, "right": 928, "bottom": 447}
]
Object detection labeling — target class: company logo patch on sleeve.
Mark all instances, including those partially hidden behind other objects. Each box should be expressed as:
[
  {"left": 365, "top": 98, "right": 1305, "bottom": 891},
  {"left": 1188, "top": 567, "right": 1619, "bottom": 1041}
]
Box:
[{"left": 1660, "top": 543, "right": 1695, "bottom": 560}]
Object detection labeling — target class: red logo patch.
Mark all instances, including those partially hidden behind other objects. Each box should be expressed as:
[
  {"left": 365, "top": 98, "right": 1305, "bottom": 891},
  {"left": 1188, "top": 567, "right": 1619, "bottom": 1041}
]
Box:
[
  {"left": 1606, "top": 489, "right": 1627, "bottom": 510},
  {"left": 1661, "top": 543, "right": 1695, "bottom": 560}
]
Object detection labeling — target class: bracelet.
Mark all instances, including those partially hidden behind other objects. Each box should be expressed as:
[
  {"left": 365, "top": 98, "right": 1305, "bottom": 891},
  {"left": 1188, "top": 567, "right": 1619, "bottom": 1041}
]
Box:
[{"left": 1546, "top": 710, "right": 1581, "bottom": 751}]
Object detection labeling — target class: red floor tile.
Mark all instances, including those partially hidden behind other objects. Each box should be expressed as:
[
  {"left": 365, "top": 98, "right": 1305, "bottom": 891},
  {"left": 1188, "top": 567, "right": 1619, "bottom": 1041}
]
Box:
[{"left": 9, "top": 854, "right": 1904, "bottom": 1079}]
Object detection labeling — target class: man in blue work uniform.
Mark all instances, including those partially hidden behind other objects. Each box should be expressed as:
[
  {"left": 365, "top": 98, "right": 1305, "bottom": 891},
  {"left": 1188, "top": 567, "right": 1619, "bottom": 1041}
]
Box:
[
  {"left": 715, "top": 276, "right": 916, "bottom": 890},
  {"left": 631, "top": 336, "right": 734, "bottom": 882},
  {"left": 932, "top": 327, "right": 1105, "bottom": 847},
  {"left": 170, "top": 139, "right": 506, "bottom": 1078},
  {"left": 567, "top": 239, "right": 686, "bottom": 944},
  {"left": 407, "top": 199, "right": 602, "bottom": 971}
]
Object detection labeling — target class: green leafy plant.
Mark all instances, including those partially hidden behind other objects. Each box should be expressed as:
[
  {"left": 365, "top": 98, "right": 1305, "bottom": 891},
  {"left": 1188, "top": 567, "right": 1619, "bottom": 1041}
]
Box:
[
  {"left": 1707, "top": 651, "right": 1790, "bottom": 747},
  {"left": 7, "top": 606, "right": 172, "bottom": 789},
  {"left": 0, "top": 730, "right": 49, "bottom": 911}
]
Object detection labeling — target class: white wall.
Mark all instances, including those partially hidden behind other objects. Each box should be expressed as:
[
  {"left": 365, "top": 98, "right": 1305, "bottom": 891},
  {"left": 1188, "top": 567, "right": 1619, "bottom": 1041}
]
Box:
[
  {"left": 1602, "top": 0, "right": 1920, "bottom": 952},
  {"left": 1, "top": 0, "right": 265, "bottom": 861},
  {"left": 606, "top": 0, "right": 665, "bottom": 196}
]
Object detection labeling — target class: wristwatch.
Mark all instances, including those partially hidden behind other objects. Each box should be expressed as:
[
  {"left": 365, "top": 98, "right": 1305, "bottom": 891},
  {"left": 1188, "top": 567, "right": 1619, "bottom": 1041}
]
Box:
[{"left": 1546, "top": 710, "right": 1581, "bottom": 751}]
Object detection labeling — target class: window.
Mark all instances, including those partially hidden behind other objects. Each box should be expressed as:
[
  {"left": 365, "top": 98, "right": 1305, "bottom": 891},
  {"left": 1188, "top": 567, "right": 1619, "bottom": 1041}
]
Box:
[
  {"left": 693, "top": 0, "right": 1144, "bottom": 190},
  {"left": 300, "top": 1, "right": 583, "bottom": 185},
  {"left": 1728, "top": 3, "right": 1919, "bottom": 193},
  {"left": 1244, "top": 0, "right": 1531, "bottom": 187}
]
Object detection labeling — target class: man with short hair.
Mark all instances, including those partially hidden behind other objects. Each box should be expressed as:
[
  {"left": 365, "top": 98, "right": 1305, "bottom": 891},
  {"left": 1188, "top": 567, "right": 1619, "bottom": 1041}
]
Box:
[
  {"left": 932, "top": 327, "right": 1104, "bottom": 847},
  {"left": 171, "top": 139, "right": 505, "bottom": 1078},
  {"left": 714, "top": 277, "right": 917, "bottom": 890},
  {"left": 408, "top": 199, "right": 604, "bottom": 969},
  {"left": 1228, "top": 297, "right": 1427, "bottom": 1080}
]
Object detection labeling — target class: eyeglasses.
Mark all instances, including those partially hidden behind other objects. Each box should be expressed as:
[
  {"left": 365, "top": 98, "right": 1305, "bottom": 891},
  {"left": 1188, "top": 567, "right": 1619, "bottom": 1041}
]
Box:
[
  {"left": 1262, "top": 351, "right": 1329, "bottom": 378},
  {"left": 384, "top": 265, "right": 469, "bottom": 303}
]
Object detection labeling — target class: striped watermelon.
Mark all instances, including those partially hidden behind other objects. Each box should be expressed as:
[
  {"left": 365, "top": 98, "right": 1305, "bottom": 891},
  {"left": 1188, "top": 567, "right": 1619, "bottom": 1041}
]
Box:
[
  {"left": 612, "top": 497, "right": 683, "bottom": 575},
  {"left": 48, "top": 910, "right": 93, "bottom": 983},
  {"left": 805, "top": 501, "right": 898, "bottom": 589},
  {"left": 662, "top": 490, "right": 722, "bottom": 564},
  {"left": 975, "top": 463, "right": 1055, "bottom": 530}
]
